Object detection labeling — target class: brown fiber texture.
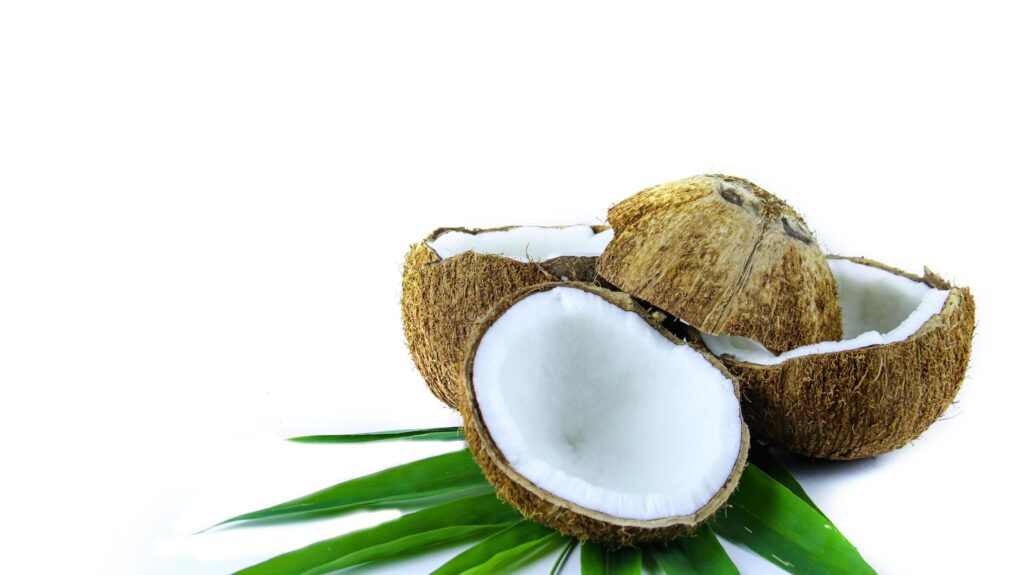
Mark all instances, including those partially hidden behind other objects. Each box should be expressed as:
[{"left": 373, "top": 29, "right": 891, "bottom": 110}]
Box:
[
  {"left": 721, "top": 256, "right": 975, "bottom": 460},
  {"left": 597, "top": 174, "right": 842, "bottom": 354},
  {"left": 401, "top": 226, "right": 602, "bottom": 408},
  {"left": 460, "top": 282, "right": 749, "bottom": 547}
]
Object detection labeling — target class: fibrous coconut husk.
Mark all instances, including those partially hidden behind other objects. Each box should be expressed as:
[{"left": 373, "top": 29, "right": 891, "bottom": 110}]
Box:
[
  {"left": 719, "top": 256, "right": 975, "bottom": 460},
  {"left": 401, "top": 226, "right": 603, "bottom": 408},
  {"left": 597, "top": 174, "right": 842, "bottom": 353},
  {"left": 460, "top": 282, "right": 749, "bottom": 547}
]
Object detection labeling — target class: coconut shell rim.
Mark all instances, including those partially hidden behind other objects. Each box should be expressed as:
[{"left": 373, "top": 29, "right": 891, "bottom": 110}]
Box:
[
  {"left": 414, "top": 223, "right": 609, "bottom": 276},
  {"left": 423, "top": 223, "right": 609, "bottom": 248},
  {"left": 407, "top": 241, "right": 605, "bottom": 295},
  {"left": 717, "top": 254, "right": 971, "bottom": 369}
]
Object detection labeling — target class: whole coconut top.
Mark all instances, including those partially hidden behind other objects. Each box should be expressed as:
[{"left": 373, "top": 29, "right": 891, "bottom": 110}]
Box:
[{"left": 597, "top": 174, "right": 842, "bottom": 353}]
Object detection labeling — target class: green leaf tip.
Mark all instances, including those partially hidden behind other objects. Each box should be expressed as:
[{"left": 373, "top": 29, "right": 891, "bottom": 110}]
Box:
[
  {"left": 288, "top": 426, "right": 464, "bottom": 444},
  {"left": 211, "top": 448, "right": 488, "bottom": 530}
]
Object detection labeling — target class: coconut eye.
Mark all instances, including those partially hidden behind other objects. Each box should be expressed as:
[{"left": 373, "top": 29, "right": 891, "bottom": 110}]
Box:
[
  {"left": 717, "top": 181, "right": 763, "bottom": 216},
  {"left": 719, "top": 185, "right": 744, "bottom": 207},
  {"left": 781, "top": 216, "right": 812, "bottom": 244}
]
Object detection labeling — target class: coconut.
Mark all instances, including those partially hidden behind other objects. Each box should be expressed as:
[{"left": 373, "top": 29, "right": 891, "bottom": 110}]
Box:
[
  {"left": 401, "top": 225, "right": 613, "bottom": 408},
  {"left": 597, "top": 174, "right": 842, "bottom": 353},
  {"left": 460, "top": 283, "right": 748, "bottom": 546},
  {"left": 700, "top": 256, "right": 975, "bottom": 460}
]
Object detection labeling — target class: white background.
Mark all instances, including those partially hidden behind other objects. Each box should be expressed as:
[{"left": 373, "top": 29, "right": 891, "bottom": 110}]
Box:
[{"left": 1, "top": 2, "right": 1021, "bottom": 573}]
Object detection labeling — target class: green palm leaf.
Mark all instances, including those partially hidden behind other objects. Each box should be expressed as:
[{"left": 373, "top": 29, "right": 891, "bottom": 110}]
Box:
[
  {"left": 213, "top": 449, "right": 490, "bottom": 528},
  {"left": 747, "top": 443, "right": 822, "bottom": 514},
  {"left": 216, "top": 427, "right": 876, "bottom": 575},
  {"left": 581, "top": 541, "right": 605, "bottom": 574},
  {"left": 549, "top": 539, "right": 577, "bottom": 575},
  {"left": 609, "top": 547, "right": 641, "bottom": 574},
  {"left": 289, "top": 427, "right": 464, "bottom": 443},
  {"left": 712, "top": 465, "right": 875, "bottom": 575},
  {"left": 233, "top": 493, "right": 520, "bottom": 575},
  {"left": 460, "top": 531, "right": 566, "bottom": 574},
  {"left": 649, "top": 524, "right": 739, "bottom": 575},
  {"left": 648, "top": 545, "right": 697, "bottom": 575},
  {"left": 581, "top": 542, "right": 641, "bottom": 574},
  {"left": 432, "top": 520, "right": 557, "bottom": 574}
]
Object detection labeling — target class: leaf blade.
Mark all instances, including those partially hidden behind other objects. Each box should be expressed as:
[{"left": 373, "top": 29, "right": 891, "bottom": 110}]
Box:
[
  {"left": 431, "top": 520, "right": 556, "bottom": 575},
  {"left": 580, "top": 541, "right": 607, "bottom": 575},
  {"left": 462, "top": 531, "right": 566, "bottom": 575},
  {"left": 649, "top": 545, "right": 697, "bottom": 575},
  {"left": 549, "top": 538, "right": 577, "bottom": 575},
  {"left": 608, "top": 547, "right": 641, "bottom": 574},
  {"left": 712, "top": 465, "right": 875, "bottom": 575},
  {"left": 233, "top": 493, "right": 520, "bottom": 575},
  {"left": 580, "top": 542, "right": 641, "bottom": 575},
  {"left": 215, "top": 449, "right": 489, "bottom": 528},
  {"left": 747, "top": 443, "right": 822, "bottom": 514},
  {"left": 676, "top": 525, "right": 739, "bottom": 575},
  {"left": 289, "top": 427, "right": 464, "bottom": 443}
]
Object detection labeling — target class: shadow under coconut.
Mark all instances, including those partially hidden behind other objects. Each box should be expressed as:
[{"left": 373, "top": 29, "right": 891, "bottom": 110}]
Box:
[{"left": 766, "top": 444, "right": 893, "bottom": 482}]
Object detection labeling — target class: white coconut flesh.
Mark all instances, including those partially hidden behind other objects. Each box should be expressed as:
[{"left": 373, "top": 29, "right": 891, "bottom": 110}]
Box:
[
  {"left": 427, "top": 225, "right": 614, "bottom": 262},
  {"left": 472, "top": 286, "right": 743, "bottom": 521},
  {"left": 702, "top": 258, "right": 951, "bottom": 365}
]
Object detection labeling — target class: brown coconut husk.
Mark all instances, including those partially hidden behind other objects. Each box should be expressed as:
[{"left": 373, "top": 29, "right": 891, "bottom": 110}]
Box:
[
  {"left": 460, "top": 282, "right": 749, "bottom": 547},
  {"left": 597, "top": 174, "right": 842, "bottom": 353},
  {"left": 718, "top": 256, "right": 975, "bottom": 460},
  {"left": 401, "top": 226, "right": 604, "bottom": 408}
]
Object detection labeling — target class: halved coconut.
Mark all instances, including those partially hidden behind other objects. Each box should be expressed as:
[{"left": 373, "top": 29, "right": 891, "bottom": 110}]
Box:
[
  {"left": 461, "top": 283, "right": 748, "bottom": 546},
  {"left": 597, "top": 174, "right": 842, "bottom": 353},
  {"left": 401, "top": 225, "right": 613, "bottom": 407},
  {"left": 701, "top": 256, "right": 975, "bottom": 460}
]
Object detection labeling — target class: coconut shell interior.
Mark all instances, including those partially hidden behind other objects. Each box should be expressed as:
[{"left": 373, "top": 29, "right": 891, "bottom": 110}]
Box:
[
  {"left": 597, "top": 174, "right": 842, "bottom": 353},
  {"left": 460, "top": 282, "right": 749, "bottom": 546}
]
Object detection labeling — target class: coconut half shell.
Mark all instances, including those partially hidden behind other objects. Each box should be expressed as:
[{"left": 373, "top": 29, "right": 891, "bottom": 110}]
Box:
[
  {"left": 597, "top": 174, "right": 842, "bottom": 353},
  {"left": 461, "top": 282, "right": 749, "bottom": 546},
  {"left": 401, "top": 226, "right": 604, "bottom": 408},
  {"left": 715, "top": 256, "right": 975, "bottom": 460}
]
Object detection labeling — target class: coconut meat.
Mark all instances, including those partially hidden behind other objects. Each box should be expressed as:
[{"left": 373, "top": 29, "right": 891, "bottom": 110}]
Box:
[
  {"left": 428, "top": 225, "right": 613, "bottom": 262},
  {"left": 472, "top": 286, "right": 743, "bottom": 520},
  {"left": 702, "top": 258, "right": 951, "bottom": 365}
]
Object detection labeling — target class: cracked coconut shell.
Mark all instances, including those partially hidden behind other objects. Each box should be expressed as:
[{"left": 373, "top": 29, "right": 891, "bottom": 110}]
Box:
[
  {"left": 401, "top": 226, "right": 603, "bottom": 408},
  {"left": 719, "top": 257, "right": 975, "bottom": 460},
  {"left": 460, "top": 282, "right": 749, "bottom": 547},
  {"left": 597, "top": 174, "right": 842, "bottom": 353}
]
